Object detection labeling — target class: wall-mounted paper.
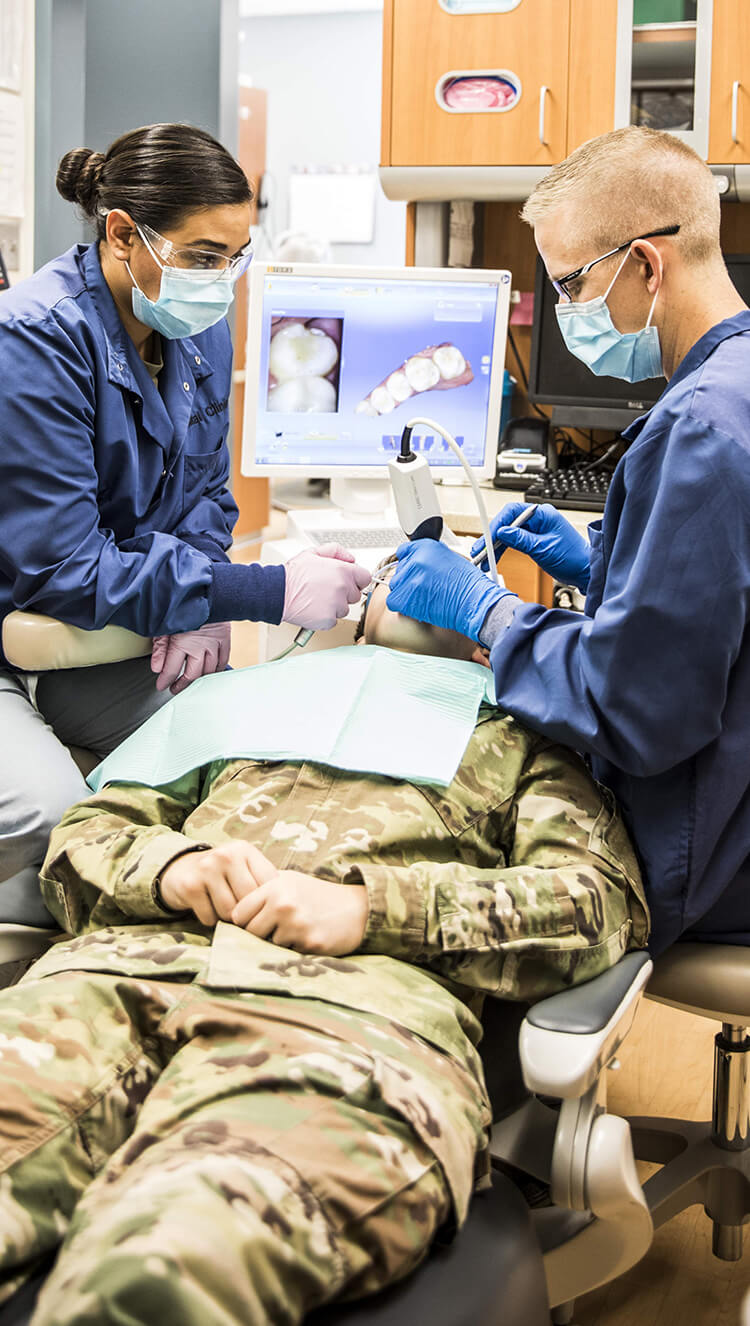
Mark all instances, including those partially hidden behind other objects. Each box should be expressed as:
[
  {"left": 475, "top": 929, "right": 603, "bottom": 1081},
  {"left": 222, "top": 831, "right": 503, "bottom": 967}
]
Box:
[
  {"left": 289, "top": 168, "right": 376, "bottom": 244},
  {"left": 0, "top": 0, "right": 24, "bottom": 92},
  {"left": 0, "top": 89, "right": 24, "bottom": 216}
]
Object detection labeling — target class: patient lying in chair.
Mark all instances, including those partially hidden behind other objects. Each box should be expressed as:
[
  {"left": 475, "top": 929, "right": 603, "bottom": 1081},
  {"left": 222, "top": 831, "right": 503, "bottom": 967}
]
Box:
[{"left": 0, "top": 579, "right": 649, "bottom": 1325}]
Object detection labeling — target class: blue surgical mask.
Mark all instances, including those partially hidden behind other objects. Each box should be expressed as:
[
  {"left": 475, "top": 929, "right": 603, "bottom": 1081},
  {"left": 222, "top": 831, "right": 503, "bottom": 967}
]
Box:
[
  {"left": 127, "top": 227, "right": 236, "bottom": 339},
  {"left": 555, "top": 250, "right": 663, "bottom": 381}
]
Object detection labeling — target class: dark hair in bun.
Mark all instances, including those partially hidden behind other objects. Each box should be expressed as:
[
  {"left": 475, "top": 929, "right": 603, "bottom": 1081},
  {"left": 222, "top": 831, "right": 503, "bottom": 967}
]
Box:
[
  {"left": 56, "top": 147, "right": 105, "bottom": 214},
  {"left": 55, "top": 123, "right": 251, "bottom": 237}
]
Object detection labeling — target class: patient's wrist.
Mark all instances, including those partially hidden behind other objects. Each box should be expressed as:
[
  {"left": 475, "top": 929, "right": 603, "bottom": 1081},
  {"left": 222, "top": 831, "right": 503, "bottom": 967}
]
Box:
[{"left": 155, "top": 847, "right": 210, "bottom": 913}]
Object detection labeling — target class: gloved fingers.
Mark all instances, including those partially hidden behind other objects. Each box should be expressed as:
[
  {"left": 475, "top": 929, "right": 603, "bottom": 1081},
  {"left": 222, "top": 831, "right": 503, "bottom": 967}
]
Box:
[
  {"left": 150, "top": 635, "right": 170, "bottom": 673},
  {"left": 217, "top": 629, "right": 232, "bottom": 672},
  {"left": 535, "top": 502, "right": 577, "bottom": 534},
  {"left": 470, "top": 503, "right": 526, "bottom": 560},
  {"left": 394, "top": 539, "right": 418, "bottom": 562},
  {"left": 352, "top": 563, "right": 373, "bottom": 591},
  {"left": 169, "top": 648, "right": 209, "bottom": 695},
  {"left": 314, "top": 542, "right": 355, "bottom": 563},
  {"left": 154, "top": 640, "right": 189, "bottom": 692}
]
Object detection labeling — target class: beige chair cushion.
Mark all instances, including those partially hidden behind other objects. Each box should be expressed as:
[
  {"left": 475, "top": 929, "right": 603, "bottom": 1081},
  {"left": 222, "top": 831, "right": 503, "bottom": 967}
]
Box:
[
  {"left": 2, "top": 611, "right": 151, "bottom": 671},
  {"left": 647, "top": 942, "right": 750, "bottom": 1023}
]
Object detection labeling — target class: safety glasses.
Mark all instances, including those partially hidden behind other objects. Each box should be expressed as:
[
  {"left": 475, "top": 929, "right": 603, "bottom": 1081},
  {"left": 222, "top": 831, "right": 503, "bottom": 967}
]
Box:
[
  {"left": 138, "top": 222, "right": 254, "bottom": 280},
  {"left": 550, "top": 224, "right": 680, "bottom": 302}
]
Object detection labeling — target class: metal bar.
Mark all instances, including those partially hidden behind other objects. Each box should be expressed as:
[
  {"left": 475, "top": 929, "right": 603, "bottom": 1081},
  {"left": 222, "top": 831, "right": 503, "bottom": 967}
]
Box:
[
  {"left": 539, "top": 86, "right": 549, "bottom": 146},
  {"left": 732, "top": 80, "right": 741, "bottom": 143}
]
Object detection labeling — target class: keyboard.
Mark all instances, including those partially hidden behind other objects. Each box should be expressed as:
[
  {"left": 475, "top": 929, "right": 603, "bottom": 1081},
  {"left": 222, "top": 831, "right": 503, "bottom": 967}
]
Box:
[
  {"left": 524, "top": 463, "right": 611, "bottom": 513},
  {"left": 307, "top": 526, "right": 405, "bottom": 549}
]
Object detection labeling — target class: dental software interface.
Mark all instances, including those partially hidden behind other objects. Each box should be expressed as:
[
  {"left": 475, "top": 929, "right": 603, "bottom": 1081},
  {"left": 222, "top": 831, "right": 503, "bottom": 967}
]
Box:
[{"left": 245, "top": 266, "right": 509, "bottom": 474}]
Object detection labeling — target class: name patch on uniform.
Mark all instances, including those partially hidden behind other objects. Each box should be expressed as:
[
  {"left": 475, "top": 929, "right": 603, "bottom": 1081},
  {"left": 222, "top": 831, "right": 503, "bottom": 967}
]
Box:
[{"left": 189, "top": 397, "right": 230, "bottom": 427}]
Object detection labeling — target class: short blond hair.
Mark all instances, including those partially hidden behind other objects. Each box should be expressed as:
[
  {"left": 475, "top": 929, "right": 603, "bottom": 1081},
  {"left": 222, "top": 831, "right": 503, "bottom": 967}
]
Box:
[{"left": 521, "top": 126, "right": 721, "bottom": 264}]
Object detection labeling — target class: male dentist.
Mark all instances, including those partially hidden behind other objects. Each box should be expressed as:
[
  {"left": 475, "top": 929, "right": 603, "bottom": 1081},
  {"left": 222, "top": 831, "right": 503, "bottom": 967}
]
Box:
[{"left": 387, "top": 125, "right": 750, "bottom": 955}]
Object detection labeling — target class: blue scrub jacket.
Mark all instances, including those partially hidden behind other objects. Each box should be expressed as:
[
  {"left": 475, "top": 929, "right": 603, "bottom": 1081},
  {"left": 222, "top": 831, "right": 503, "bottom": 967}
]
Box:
[
  {"left": 0, "top": 243, "right": 284, "bottom": 663},
  {"left": 490, "top": 311, "right": 750, "bottom": 954}
]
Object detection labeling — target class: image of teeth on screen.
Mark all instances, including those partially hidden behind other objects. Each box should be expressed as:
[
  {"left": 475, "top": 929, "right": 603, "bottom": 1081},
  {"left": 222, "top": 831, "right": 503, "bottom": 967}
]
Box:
[{"left": 254, "top": 272, "right": 500, "bottom": 469}]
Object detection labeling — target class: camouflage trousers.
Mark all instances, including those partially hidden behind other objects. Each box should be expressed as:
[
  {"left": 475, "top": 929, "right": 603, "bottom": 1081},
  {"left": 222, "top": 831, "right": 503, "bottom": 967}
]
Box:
[{"left": 0, "top": 970, "right": 460, "bottom": 1325}]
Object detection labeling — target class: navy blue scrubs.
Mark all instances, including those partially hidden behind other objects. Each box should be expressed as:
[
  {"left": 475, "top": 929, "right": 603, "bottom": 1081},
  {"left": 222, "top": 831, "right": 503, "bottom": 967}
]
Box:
[
  {"left": 487, "top": 313, "right": 750, "bottom": 953},
  {"left": 0, "top": 243, "right": 284, "bottom": 665}
]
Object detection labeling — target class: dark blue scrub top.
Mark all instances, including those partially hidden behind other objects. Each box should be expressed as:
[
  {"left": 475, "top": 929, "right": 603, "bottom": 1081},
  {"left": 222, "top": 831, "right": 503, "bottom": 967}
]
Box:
[
  {"left": 0, "top": 243, "right": 283, "bottom": 662},
  {"left": 489, "top": 312, "right": 750, "bottom": 954}
]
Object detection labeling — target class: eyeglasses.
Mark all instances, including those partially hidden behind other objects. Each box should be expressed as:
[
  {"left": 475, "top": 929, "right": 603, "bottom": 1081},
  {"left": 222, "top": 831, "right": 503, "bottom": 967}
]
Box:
[
  {"left": 550, "top": 224, "right": 680, "bottom": 302},
  {"left": 138, "top": 222, "right": 254, "bottom": 279}
]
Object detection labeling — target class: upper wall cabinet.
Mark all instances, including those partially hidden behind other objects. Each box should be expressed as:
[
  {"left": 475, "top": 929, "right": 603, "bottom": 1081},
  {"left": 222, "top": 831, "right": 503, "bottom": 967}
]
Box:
[
  {"left": 708, "top": 0, "right": 750, "bottom": 161},
  {"left": 382, "top": 0, "right": 750, "bottom": 170},
  {"left": 383, "top": 0, "right": 570, "bottom": 166}
]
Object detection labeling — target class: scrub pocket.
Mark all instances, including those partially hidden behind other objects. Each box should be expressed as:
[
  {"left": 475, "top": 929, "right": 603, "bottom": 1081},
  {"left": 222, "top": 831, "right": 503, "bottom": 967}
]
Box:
[{"left": 182, "top": 442, "right": 226, "bottom": 512}]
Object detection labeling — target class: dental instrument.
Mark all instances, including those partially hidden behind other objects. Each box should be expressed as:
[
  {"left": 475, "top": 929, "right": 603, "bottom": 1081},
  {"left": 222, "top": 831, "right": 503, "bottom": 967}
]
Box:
[
  {"left": 270, "top": 626, "right": 314, "bottom": 662},
  {"left": 388, "top": 417, "right": 500, "bottom": 585},
  {"left": 470, "top": 504, "right": 539, "bottom": 566}
]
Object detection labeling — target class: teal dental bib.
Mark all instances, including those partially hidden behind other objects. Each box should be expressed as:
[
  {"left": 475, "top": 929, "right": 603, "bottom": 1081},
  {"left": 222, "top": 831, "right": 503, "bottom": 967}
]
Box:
[{"left": 88, "top": 646, "right": 496, "bottom": 793}]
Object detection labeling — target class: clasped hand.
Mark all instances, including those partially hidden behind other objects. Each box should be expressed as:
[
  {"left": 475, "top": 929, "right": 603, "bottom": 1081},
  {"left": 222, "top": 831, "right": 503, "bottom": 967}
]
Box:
[{"left": 159, "top": 841, "right": 369, "bottom": 956}]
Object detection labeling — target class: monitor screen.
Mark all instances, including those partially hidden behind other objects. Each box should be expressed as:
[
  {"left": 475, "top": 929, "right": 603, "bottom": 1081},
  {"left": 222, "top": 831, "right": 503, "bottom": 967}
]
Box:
[
  {"left": 0, "top": 249, "right": 9, "bottom": 293},
  {"left": 528, "top": 253, "right": 750, "bottom": 424},
  {"left": 242, "top": 263, "right": 511, "bottom": 480}
]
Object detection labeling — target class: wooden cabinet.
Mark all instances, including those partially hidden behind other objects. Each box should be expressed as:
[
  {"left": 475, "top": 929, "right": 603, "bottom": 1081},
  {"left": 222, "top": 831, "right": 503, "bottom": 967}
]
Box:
[
  {"left": 383, "top": 0, "right": 750, "bottom": 169},
  {"left": 384, "top": 0, "right": 569, "bottom": 167},
  {"left": 709, "top": 0, "right": 750, "bottom": 162}
]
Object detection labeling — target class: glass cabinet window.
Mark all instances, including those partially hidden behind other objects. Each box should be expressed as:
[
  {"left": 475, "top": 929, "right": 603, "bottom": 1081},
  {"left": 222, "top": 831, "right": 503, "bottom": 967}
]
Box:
[{"left": 615, "top": 0, "right": 712, "bottom": 156}]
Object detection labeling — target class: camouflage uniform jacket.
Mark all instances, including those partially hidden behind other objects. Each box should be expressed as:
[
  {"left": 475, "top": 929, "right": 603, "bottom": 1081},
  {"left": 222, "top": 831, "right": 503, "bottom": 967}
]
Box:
[
  {"left": 37, "top": 707, "right": 648, "bottom": 1217},
  {"left": 39, "top": 702, "right": 648, "bottom": 1018}
]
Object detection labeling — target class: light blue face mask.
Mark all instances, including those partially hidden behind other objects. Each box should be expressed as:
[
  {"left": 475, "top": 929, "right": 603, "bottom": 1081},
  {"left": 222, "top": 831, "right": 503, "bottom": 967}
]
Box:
[
  {"left": 554, "top": 250, "right": 663, "bottom": 382},
  {"left": 128, "top": 227, "right": 236, "bottom": 339}
]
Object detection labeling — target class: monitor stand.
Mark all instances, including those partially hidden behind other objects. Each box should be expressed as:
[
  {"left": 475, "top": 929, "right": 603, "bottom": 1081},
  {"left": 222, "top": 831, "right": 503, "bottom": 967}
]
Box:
[{"left": 285, "top": 477, "right": 404, "bottom": 566}]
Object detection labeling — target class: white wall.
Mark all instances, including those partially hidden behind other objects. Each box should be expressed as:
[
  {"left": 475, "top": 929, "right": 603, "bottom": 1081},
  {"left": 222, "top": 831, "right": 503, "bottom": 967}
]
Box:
[{"left": 239, "top": 10, "right": 406, "bottom": 266}]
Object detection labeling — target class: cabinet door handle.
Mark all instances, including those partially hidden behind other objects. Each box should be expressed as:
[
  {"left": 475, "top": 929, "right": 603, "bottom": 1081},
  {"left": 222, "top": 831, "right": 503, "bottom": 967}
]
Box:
[
  {"left": 732, "top": 80, "right": 741, "bottom": 144},
  {"left": 539, "top": 85, "right": 549, "bottom": 146}
]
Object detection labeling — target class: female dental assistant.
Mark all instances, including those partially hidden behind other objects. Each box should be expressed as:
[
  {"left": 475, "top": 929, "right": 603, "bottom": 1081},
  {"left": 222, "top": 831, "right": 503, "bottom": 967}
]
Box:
[
  {"left": 386, "top": 126, "right": 750, "bottom": 958},
  {"left": 0, "top": 122, "right": 368, "bottom": 919}
]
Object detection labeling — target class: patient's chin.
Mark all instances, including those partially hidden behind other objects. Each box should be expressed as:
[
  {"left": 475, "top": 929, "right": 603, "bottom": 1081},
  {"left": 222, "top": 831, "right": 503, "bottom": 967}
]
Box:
[{"left": 372, "top": 620, "right": 476, "bottom": 661}]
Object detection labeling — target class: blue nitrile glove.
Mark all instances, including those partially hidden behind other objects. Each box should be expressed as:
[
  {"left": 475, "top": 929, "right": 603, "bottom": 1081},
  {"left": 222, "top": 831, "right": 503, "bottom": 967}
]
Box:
[
  {"left": 472, "top": 502, "right": 591, "bottom": 594},
  {"left": 387, "top": 540, "right": 516, "bottom": 643}
]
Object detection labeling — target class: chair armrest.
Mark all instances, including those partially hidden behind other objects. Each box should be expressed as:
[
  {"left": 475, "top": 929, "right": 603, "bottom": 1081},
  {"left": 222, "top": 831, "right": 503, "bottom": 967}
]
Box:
[
  {"left": 520, "top": 952, "right": 653, "bottom": 1099},
  {"left": 2, "top": 611, "right": 151, "bottom": 671}
]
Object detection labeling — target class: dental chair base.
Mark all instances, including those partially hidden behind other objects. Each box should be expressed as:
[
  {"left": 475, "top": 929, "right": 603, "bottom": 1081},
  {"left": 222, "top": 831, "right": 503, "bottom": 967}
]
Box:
[
  {"left": 629, "top": 942, "right": 750, "bottom": 1262},
  {"left": 491, "top": 952, "right": 655, "bottom": 1316}
]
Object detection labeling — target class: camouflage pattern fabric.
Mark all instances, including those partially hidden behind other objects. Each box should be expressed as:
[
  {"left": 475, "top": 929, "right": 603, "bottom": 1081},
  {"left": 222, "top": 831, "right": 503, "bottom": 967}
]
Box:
[
  {"left": 0, "top": 706, "right": 649, "bottom": 1319},
  {"left": 0, "top": 972, "right": 458, "bottom": 1323}
]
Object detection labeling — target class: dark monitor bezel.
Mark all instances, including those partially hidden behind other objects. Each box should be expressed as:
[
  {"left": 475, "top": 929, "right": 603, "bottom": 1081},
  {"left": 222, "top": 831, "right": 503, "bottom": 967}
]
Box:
[{"left": 0, "top": 248, "right": 9, "bottom": 293}]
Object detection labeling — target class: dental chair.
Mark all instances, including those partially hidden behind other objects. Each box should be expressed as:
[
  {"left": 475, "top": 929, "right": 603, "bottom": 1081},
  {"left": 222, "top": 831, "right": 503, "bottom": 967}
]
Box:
[
  {"left": 1, "top": 950, "right": 657, "bottom": 1326},
  {"left": 0, "top": 612, "right": 152, "bottom": 985},
  {"left": 2, "top": 610, "right": 748, "bottom": 1321}
]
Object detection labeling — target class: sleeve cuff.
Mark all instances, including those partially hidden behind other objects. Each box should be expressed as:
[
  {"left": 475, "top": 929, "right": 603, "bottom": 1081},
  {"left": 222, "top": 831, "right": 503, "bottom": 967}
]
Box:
[
  {"left": 208, "top": 561, "right": 286, "bottom": 625},
  {"left": 356, "top": 863, "right": 427, "bottom": 957},
  {"left": 113, "top": 830, "right": 211, "bottom": 919},
  {"left": 180, "top": 533, "right": 232, "bottom": 565},
  {"left": 478, "top": 593, "right": 520, "bottom": 648}
]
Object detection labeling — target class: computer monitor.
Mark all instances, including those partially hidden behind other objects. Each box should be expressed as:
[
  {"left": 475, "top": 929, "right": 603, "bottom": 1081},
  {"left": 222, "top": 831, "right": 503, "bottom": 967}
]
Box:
[
  {"left": 0, "top": 249, "right": 9, "bottom": 293},
  {"left": 528, "top": 253, "right": 750, "bottom": 431},
  {"left": 242, "top": 263, "right": 511, "bottom": 501}
]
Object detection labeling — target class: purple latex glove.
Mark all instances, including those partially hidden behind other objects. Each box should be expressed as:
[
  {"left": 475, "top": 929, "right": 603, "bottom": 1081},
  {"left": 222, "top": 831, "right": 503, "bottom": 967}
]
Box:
[
  {"left": 283, "top": 544, "right": 371, "bottom": 630},
  {"left": 151, "top": 621, "right": 232, "bottom": 695}
]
